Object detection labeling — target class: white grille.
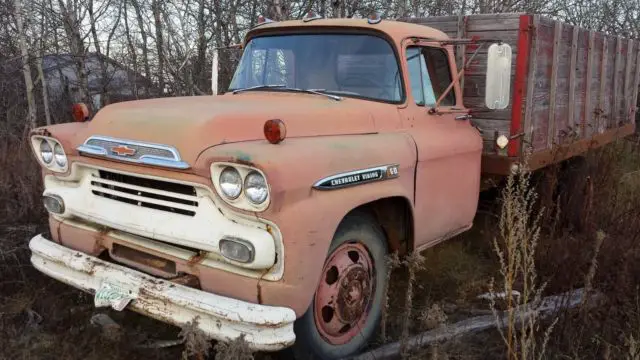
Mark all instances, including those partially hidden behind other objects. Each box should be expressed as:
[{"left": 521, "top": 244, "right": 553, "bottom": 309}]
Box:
[{"left": 91, "top": 170, "right": 199, "bottom": 216}]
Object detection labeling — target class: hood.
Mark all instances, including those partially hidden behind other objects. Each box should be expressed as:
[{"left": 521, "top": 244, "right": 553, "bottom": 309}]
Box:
[{"left": 83, "top": 92, "right": 377, "bottom": 165}]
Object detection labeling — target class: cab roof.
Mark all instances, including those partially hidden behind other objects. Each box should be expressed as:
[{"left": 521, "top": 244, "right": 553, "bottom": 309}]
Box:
[{"left": 245, "top": 18, "right": 450, "bottom": 44}]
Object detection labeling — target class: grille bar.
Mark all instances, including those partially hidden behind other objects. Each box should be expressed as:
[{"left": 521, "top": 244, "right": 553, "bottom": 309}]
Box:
[
  {"left": 91, "top": 176, "right": 199, "bottom": 203},
  {"left": 91, "top": 170, "right": 199, "bottom": 217},
  {"left": 90, "top": 185, "right": 197, "bottom": 212}
]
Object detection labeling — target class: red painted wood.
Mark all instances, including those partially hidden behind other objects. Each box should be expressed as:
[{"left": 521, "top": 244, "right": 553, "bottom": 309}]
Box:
[{"left": 508, "top": 15, "right": 532, "bottom": 157}]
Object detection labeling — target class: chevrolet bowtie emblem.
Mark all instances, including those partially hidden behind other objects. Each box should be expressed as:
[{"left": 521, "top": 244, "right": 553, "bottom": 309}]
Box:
[{"left": 111, "top": 145, "right": 136, "bottom": 156}]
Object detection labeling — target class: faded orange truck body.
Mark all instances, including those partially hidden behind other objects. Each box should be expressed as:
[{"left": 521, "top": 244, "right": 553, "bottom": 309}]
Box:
[{"left": 27, "top": 15, "right": 638, "bottom": 360}]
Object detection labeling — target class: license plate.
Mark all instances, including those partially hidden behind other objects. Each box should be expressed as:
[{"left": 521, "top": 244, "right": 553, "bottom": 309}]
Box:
[{"left": 94, "top": 282, "right": 137, "bottom": 311}]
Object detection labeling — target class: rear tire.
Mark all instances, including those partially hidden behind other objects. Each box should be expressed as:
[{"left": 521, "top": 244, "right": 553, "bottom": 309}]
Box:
[{"left": 292, "top": 211, "right": 389, "bottom": 360}]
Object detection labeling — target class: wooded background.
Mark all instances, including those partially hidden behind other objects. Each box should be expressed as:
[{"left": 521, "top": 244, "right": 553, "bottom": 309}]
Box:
[{"left": 0, "top": 0, "right": 639, "bottom": 135}]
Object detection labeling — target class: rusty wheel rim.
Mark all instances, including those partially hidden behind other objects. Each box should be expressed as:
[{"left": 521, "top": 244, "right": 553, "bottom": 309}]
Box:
[{"left": 314, "top": 241, "right": 375, "bottom": 345}]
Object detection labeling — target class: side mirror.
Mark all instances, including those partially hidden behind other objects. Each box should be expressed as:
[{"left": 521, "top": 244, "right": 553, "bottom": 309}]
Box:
[{"left": 485, "top": 43, "right": 512, "bottom": 110}]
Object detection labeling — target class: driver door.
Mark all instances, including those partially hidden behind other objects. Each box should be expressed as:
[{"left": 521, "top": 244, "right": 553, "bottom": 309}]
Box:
[{"left": 401, "top": 42, "right": 483, "bottom": 250}]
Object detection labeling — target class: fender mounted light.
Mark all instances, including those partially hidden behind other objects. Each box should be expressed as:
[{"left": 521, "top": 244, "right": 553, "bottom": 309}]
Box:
[
  {"left": 72, "top": 103, "right": 89, "bottom": 122},
  {"left": 264, "top": 119, "right": 286, "bottom": 144}
]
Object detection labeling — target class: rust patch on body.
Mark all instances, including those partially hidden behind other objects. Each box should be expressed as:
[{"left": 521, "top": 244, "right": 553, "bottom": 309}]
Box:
[
  {"left": 170, "top": 273, "right": 201, "bottom": 289},
  {"left": 188, "top": 251, "right": 208, "bottom": 265}
]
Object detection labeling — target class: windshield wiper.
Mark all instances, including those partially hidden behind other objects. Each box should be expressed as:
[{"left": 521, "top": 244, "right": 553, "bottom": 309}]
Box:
[
  {"left": 310, "top": 89, "right": 361, "bottom": 97},
  {"left": 301, "top": 88, "right": 343, "bottom": 101},
  {"left": 232, "top": 84, "right": 342, "bottom": 101},
  {"left": 232, "top": 84, "right": 287, "bottom": 94}
]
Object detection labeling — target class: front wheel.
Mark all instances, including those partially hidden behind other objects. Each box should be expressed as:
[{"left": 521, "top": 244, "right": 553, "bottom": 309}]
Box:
[{"left": 292, "top": 211, "right": 389, "bottom": 359}]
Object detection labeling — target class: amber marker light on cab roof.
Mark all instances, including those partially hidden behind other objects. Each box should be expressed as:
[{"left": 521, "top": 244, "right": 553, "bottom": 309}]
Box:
[
  {"left": 264, "top": 119, "right": 286, "bottom": 144},
  {"left": 367, "top": 12, "right": 382, "bottom": 24}
]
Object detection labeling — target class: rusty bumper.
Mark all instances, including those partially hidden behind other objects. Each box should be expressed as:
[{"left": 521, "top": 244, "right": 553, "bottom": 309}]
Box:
[{"left": 29, "top": 234, "right": 297, "bottom": 351}]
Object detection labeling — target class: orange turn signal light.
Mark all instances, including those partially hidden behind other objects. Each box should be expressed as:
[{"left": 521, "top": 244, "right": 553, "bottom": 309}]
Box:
[
  {"left": 71, "top": 103, "right": 90, "bottom": 122},
  {"left": 264, "top": 119, "right": 286, "bottom": 144}
]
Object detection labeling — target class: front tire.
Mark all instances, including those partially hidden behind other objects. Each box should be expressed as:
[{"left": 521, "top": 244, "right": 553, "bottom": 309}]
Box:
[{"left": 292, "top": 211, "right": 389, "bottom": 360}]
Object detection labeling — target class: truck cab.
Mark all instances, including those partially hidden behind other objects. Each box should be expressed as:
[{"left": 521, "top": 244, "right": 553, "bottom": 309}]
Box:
[{"left": 28, "top": 15, "right": 510, "bottom": 359}]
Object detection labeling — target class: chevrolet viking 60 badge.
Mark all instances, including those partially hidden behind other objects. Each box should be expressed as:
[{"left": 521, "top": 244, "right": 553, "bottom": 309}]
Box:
[{"left": 313, "top": 164, "right": 400, "bottom": 190}]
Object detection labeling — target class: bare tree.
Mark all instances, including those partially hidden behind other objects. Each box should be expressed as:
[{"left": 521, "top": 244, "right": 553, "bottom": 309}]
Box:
[
  {"left": 14, "top": 0, "right": 36, "bottom": 128},
  {"left": 151, "top": 0, "right": 164, "bottom": 94}
]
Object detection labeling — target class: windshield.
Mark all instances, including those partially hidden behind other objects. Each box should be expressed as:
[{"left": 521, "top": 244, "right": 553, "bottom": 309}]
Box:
[{"left": 228, "top": 33, "right": 403, "bottom": 103}]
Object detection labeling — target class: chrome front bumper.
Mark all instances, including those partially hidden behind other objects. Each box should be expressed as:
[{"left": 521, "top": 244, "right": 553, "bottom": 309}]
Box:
[{"left": 29, "top": 234, "right": 296, "bottom": 351}]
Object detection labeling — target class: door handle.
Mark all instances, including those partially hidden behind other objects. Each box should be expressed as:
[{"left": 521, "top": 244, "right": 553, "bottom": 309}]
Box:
[{"left": 455, "top": 114, "right": 472, "bottom": 121}]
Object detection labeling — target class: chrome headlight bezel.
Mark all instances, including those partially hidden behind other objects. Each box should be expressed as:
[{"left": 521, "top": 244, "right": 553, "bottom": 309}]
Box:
[
  {"left": 211, "top": 162, "right": 270, "bottom": 211},
  {"left": 31, "top": 136, "right": 68, "bottom": 173}
]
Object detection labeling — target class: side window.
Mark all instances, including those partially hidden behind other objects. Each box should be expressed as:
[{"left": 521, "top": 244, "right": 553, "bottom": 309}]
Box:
[
  {"left": 405, "top": 46, "right": 456, "bottom": 106},
  {"left": 406, "top": 48, "right": 425, "bottom": 105}
]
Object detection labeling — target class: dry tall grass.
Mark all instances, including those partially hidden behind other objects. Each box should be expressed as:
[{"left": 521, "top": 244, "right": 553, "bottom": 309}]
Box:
[
  {"left": 0, "top": 134, "right": 45, "bottom": 225},
  {"left": 489, "top": 161, "right": 556, "bottom": 360}
]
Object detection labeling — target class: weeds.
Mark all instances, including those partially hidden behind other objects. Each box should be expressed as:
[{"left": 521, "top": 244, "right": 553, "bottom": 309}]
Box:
[
  {"left": 488, "top": 160, "right": 555, "bottom": 360},
  {"left": 0, "top": 135, "right": 45, "bottom": 225},
  {"left": 400, "top": 251, "right": 425, "bottom": 356},
  {"left": 179, "top": 318, "right": 212, "bottom": 360},
  {"left": 213, "top": 335, "right": 254, "bottom": 360}
]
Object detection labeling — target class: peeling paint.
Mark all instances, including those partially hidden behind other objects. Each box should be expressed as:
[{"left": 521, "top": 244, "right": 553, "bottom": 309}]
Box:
[{"left": 29, "top": 234, "right": 297, "bottom": 351}]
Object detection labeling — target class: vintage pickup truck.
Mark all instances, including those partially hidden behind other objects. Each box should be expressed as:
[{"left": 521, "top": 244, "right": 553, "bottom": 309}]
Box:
[{"left": 27, "top": 12, "right": 639, "bottom": 360}]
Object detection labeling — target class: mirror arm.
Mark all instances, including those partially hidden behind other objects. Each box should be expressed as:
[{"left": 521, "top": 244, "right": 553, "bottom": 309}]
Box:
[{"left": 429, "top": 42, "right": 486, "bottom": 114}]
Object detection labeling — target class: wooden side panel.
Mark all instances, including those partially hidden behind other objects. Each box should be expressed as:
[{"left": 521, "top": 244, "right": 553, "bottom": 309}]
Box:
[
  {"left": 410, "top": 13, "right": 523, "bottom": 153},
  {"left": 405, "top": 14, "right": 639, "bottom": 160},
  {"left": 552, "top": 23, "right": 573, "bottom": 146},
  {"left": 634, "top": 46, "right": 640, "bottom": 123},
  {"left": 602, "top": 36, "right": 615, "bottom": 133},
  {"left": 530, "top": 17, "right": 555, "bottom": 151},
  {"left": 587, "top": 33, "right": 603, "bottom": 137},
  {"left": 573, "top": 29, "right": 590, "bottom": 135}
]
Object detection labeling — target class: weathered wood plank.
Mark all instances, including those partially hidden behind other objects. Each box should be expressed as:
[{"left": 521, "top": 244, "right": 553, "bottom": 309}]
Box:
[
  {"left": 568, "top": 26, "right": 579, "bottom": 137},
  {"left": 597, "top": 35, "right": 609, "bottom": 134},
  {"left": 623, "top": 40, "right": 633, "bottom": 123},
  {"left": 456, "top": 15, "right": 466, "bottom": 89},
  {"left": 466, "top": 18, "right": 522, "bottom": 32},
  {"left": 612, "top": 36, "right": 621, "bottom": 129},
  {"left": 523, "top": 15, "right": 539, "bottom": 149},
  {"left": 530, "top": 18, "right": 556, "bottom": 151},
  {"left": 552, "top": 23, "right": 573, "bottom": 145},
  {"left": 584, "top": 31, "right": 595, "bottom": 137},
  {"left": 574, "top": 29, "right": 589, "bottom": 134},
  {"left": 547, "top": 21, "right": 562, "bottom": 149},
  {"left": 633, "top": 47, "right": 640, "bottom": 122}
]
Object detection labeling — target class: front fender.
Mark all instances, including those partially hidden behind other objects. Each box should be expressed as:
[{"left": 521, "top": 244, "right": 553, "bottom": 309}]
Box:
[{"left": 195, "top": 133, "right": 417, "bottom": 315}]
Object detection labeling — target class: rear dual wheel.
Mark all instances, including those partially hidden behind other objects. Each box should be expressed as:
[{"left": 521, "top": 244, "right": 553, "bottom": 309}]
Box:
[{"left": 292, "top": 211, "right": 389, "bottom": 359}]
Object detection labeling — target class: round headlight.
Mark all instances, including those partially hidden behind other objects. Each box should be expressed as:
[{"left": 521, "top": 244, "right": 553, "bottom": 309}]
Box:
[
  {"left": 40, "top": 140, "right": 53, "bottom": 164},
  {"left": 244, "top": 171, "right": 268, "bottom": 204},
  {"left": 54, "top": 143, "right": 67, "bottom": 167},
  {"left": 219, "top": 167, "right": 242, "bottom": 199}
]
